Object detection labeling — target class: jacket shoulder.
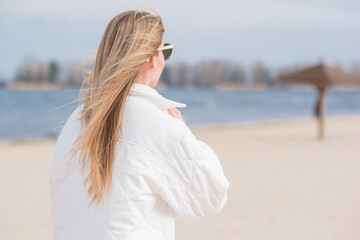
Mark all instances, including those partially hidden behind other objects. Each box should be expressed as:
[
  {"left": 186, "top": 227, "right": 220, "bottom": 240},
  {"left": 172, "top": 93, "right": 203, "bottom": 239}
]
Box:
[{"left": 121, "top": 96, "right": 188, "bottom": 159}]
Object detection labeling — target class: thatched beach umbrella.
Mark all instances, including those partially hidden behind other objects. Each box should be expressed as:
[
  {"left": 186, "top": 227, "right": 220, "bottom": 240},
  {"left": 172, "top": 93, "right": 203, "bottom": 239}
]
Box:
[{"left": 276, "top": 62, "right": 360, "bottom": 140}]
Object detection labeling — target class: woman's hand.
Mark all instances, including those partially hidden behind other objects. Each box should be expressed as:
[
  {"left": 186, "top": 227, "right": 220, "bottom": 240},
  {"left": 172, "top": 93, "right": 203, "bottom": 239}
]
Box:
[{"left": 167, "top": 107, "right": 183, "bottom": 121}]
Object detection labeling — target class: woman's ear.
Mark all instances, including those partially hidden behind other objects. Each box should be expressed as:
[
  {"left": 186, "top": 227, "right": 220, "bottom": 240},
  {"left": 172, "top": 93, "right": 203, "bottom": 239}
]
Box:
[{"left": 149, "top": 55, "right": 156, "bottom": 69}]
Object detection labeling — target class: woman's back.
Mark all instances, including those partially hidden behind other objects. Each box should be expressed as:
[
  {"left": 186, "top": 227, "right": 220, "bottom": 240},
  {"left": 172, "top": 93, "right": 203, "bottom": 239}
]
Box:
[
  {"left": 50, "top": 8, "right": 229, "bottom": 240},
  {"left": 50, "top": 83, "right": 230, "bottom": 240}
]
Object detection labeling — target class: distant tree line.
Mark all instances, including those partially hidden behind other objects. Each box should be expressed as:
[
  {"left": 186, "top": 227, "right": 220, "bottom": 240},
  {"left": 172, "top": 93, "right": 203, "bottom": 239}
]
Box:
[
  {"left": 10, "top": 56, "right": 360, "bottom": 88},
  {"left": 15, "top": 57, "right": 60, "bottom": 83},
  {"left": 14, "top": 56, "right": 83, "bottom": 86},
  {"left": 160, "top": 61, "right": 247, "bottom": 87},
  {"left": 11, "top": 56, "right": 276, "bottom": 87}
]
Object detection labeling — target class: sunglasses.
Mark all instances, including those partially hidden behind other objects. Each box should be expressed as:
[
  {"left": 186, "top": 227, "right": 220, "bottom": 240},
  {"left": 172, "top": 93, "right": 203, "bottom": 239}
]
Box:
[{"left": 145, "top": 43, "right": 174, "bottom": 62}]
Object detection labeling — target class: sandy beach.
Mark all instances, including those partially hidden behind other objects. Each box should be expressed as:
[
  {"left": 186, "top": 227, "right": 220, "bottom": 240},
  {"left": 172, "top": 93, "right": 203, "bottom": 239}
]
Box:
[{"left": 1, "top": 115, "right": 359, "bottom": 240}]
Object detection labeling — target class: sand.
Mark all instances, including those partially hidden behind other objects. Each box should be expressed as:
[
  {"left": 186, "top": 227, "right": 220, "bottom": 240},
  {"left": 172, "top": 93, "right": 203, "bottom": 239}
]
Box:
[{"left": 1, "top": 115, "right": 359, "bottom": 240}]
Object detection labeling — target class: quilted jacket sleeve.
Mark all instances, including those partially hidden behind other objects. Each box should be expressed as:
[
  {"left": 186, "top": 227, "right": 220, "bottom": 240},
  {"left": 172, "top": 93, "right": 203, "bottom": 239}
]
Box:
[{"left": 158, "top": 124, "right": 230, "bottom": 220}]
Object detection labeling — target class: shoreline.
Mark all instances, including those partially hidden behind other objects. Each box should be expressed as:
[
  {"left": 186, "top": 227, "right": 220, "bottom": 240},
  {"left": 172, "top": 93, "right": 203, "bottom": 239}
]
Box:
[
  {"left": 189, "top": 112, "right": 360, "bottom": 130},
  {"left": 2, "top": 113, "right": 360, "bottom": 145},
  {"left": 3, "top": 82, "right": 360, "bottom": 91}
]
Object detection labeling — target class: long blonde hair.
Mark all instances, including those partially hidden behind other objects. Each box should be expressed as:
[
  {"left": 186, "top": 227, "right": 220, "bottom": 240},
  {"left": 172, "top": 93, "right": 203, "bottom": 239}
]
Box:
[{"left": 69, "top": 8, "right": 164, "bottom": 206}]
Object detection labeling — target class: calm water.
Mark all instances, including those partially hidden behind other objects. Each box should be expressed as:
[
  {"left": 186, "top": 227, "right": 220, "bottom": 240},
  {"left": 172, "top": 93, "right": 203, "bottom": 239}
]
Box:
[{"left": 1, "top": 86, "right": 360, "bottom": 141}]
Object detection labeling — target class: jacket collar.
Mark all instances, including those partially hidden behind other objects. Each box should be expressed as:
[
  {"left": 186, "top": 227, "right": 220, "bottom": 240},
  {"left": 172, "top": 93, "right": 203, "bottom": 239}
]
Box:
[{"left": 129, "top": 83, "right": 187, "bottom": 111}]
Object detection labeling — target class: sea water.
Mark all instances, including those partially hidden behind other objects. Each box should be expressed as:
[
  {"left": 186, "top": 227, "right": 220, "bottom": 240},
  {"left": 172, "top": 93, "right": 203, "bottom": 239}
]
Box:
[{"left": 0, "top": 86, "right": 359, "bottom": 141}]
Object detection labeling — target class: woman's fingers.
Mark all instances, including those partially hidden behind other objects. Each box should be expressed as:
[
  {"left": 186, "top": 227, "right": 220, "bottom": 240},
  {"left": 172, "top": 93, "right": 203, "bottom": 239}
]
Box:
[
  {"left": 167, "top": 107, "right": 183, "bottom": 120},
  {"left": 173, "top": 107, "right": 180, "bottom": 114},
  {"left": 167, "top": 107, "right": 177, "bottom": 117}
]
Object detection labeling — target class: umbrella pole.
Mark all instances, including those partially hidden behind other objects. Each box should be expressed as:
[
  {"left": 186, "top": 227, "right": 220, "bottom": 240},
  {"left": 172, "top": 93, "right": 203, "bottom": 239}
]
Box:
[{"left": 317, "top": 86, "right": 326, "bottom": 140}]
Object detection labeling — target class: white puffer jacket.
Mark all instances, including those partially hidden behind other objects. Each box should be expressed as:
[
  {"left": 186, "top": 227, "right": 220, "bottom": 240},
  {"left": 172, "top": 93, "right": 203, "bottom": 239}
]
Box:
[{"left": 49, "top": 83, "right": 230, "bottom": 240}]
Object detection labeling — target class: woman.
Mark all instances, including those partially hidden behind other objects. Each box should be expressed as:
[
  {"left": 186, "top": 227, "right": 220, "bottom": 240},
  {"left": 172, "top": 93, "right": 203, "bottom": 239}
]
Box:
[{"left": 49, "top": 8, "right": 230, "bottom": 240}]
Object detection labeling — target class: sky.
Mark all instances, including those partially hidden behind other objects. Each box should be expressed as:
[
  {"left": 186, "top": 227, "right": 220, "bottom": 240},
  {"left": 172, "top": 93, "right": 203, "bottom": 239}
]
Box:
[{"left": 1, "top": 0, "right": 360, "bottom": 80}]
